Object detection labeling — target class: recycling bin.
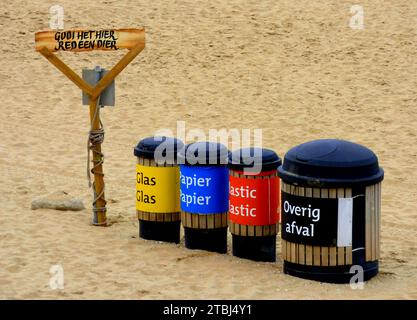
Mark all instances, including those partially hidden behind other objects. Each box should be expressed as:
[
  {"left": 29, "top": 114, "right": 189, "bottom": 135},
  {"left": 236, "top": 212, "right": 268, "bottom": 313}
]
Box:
[
  {"left": 228, "top": 147, "right": 281, "bottom": 262},
  {"left": 179, "top": 141, "right": 229, "bottom": 253},
  {"left": 134, "top": 136, "right": 184, "bottom": 243},
  {"left": 278, "top": 139, "right": 384, "bottom": 283}
]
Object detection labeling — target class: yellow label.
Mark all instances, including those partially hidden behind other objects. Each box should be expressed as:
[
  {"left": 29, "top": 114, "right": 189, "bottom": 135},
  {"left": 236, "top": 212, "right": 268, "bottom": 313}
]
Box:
[{"left": 136, "top": 164, "right": 180, "bottom": 213}]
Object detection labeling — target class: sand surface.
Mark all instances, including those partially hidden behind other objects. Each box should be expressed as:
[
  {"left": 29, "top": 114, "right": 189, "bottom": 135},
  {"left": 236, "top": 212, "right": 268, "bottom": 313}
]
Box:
[{"left": 0, "top": 0, "right": 416, "bottom": 299}]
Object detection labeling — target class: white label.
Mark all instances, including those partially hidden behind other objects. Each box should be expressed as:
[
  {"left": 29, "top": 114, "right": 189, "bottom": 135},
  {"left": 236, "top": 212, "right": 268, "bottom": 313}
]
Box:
[{"left": 337, "top": 198, "right": 353, "bottom": 247}]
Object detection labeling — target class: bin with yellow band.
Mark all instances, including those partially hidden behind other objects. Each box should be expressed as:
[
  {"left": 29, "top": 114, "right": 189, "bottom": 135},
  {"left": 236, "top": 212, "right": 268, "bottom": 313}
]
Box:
[
  {"left": 136, "top": 164, "right": 180, "bottom": 213},
  {"left": 134, "top": 136, "right": 184, "bottom": 244}
]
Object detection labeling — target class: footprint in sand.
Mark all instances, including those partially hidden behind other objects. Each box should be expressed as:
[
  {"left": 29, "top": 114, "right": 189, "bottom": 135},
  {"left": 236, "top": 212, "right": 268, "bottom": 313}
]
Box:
[
  {"left": 6, "top": 264, "right": 22, "bottom": 273},
  {"left": 16, "top": 185, "right": 30, "bottom": 195}
]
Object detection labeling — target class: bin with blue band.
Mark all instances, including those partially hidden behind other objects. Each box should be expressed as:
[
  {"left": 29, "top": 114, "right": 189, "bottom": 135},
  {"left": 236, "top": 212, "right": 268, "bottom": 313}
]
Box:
[
  {"left": 228, "top": 147, "right": 282, "bottom": 262},
  {"left": 178, "top": 142, "right": 229, "bottom": 253},
  {"left": 134, "top": 136, "right": 184, "bottom": 243},
  {"left": 278, "top": 139, "right": 384, "bottom": 283}
]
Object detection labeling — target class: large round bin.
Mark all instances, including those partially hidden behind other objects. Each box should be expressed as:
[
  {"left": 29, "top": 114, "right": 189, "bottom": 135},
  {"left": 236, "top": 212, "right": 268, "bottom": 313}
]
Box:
[
  {"left": 134, "top": 136, "right": 184, "bottom": 243},
  {"left": 179, "top": 142, "right": 229, "bottom": 253},
  {"left": 278, "top": 139, "right": 384, "bottom": 283},
  {"left": 228, "top": 148, "right": 281, "bottom": 262}
]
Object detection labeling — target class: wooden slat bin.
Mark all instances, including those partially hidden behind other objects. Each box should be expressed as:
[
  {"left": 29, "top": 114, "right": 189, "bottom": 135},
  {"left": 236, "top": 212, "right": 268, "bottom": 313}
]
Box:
[
  {"left": 135, "top": 136, "right": 183, "bottom": 243},
  {"left": 179, "top": 142, "right": 229, "bottom": 253},
  {"left": 278, "top": 139, "right": 384, "bottom": 283},
  {"left": 228, "top": 148, "right": 282, "bottom": 262}
]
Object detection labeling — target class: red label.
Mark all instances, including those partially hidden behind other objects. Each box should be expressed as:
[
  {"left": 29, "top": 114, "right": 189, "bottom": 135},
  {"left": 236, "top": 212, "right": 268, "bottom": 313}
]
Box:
[{"left": 229, "top": 175, "right": 280, "bottom": 226}]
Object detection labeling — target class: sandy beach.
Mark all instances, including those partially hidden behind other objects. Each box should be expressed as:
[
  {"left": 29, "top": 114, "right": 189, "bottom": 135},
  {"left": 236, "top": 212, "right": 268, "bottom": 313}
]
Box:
[{"left": 0, "top": 0, "right": 416, "bottom": 299}]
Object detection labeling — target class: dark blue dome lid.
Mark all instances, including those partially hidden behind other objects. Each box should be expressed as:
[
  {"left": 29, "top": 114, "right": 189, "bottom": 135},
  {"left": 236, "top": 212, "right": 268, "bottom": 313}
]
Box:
[
  {"left": 278, "top": 139, "right": 384, "bottom": 187},
  {"left": 228, "top": 147, "right": 281, "bottom": 172},
  {"left": 134, "top": 136, "right": 184, "bottom": 161},
  {"left": 178, "top": 141, "right": 229, "bottom": 166}
]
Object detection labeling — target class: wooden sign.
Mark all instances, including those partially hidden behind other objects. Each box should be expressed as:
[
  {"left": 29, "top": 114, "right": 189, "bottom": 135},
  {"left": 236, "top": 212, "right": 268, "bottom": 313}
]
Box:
[
  {"left": 36, "top": 26, "right": 145, "bottom": 227},
  {"left": 35, "top": 28, "right": 145, "bottom": 52}
]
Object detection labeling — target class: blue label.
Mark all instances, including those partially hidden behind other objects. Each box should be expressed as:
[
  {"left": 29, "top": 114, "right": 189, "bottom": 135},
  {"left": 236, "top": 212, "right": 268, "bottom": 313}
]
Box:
[{"left": 180, "top": 165, "right": 229, "bottom": 214}]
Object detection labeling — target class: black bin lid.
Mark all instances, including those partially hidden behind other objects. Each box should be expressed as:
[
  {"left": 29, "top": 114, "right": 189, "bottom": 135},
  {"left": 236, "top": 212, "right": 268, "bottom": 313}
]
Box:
[
  {"left": 134, "top": 136, "right": 184, "bottom": 163},
  {"left": 228, "top": 147, "right": 282, "bottom": 173},
  {"left": 278, "top": 139, "right": 384, "bottom": 187},
  {"left": 178, "top": 141, "right": 229, "bottom": 166}
]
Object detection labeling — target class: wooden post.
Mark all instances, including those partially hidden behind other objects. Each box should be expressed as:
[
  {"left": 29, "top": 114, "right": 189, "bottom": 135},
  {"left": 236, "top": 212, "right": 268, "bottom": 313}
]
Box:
[
  {"left": 35, "top": 28, "right": 145, "bottom": 226},
  {"left": 89, "top": 96, "right": 107, "bottom": 225}
]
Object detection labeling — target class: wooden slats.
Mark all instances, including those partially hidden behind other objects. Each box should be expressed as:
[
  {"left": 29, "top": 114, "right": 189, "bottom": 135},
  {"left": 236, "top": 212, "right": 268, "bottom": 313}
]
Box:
[
  {"left": 181, "top": 211, "right": 228, "bottom": 229},
  {"left": 321, "top": 247, "right": 329, "bottom": 266},
  {"left": 337, "top": 247, "right": 345, "bottom": 266},
  {"left": 263, "top": 224, "right": 270, "bottom": 236},
  {"left": 143, "top": 211, "right": 149, "bottom": 221},
  {"left": 298, "top": 243, "right": 305, "bottom": 265},
  {"left": 345, "top": 247, "right": 352, "bottom": 265},
  {"left": 248, "top": 225, "right": 255, "bottom": 236},
  {"left": 280, "top": 182, "right": 363, "bottom": 266},
  {"left": 365, "top": 183, "right": 381, "bottom": 262},
  {"left": 320, "top": 186, "right": 329, "bottom": 266},
  {"left": 329, "top": 247, "right": 337, "bottom": 266},
  {"left": 228, "top": 220, "right": 234, "bottom": 234},
  {"left": 255, "top": 226, "right": 263, "bottom": 236},
  {"left": 281, "top": 239, "right": 287, "bottom": 259},
  {"left": 371, "top": 185, "right": 376, "bottom": 261},
  {"left": 192, "top": 214, "right": 199, "bottom": 228},
  {"left": 164, "top": 212, "right": 172, "bottom": 222},
  {"left": 313, "top": 246, "right": 321, "bottom": 266},
  {"left": 222, "top": 213, "right": 227, "bottom": 228},
  {"left": 137, "top": 156, "right": 176, "bottom": 167},
  {"left": 281, "top": 242, "right": 355, "bottom": 267},
  {"left": 214, "top": 214, "right": 222, "bottom": 228},
  {"left": 305, "top": 245, "right": 313, "bottom": 266},
  {"left": 199, "top": 214, "right": 207, "bottom": 229},
  {"left": 376, "top": 183, "right": 381, "bottom": 259},
  {"left": 207, "top": 214, "right": 215, "bottom": 229},
  {"left": 365, "top": 185, "right": 373, "bottom": 261},
  {"left": 240, "top": 224, "right": 247, "bottom": 236},
  {"left": 186, "top": 211, "right": 192, "bottom": 227},
  {"left": 231, "top": 169, "right": 278, "bottom": 179},
  {"left": 229, "top": 221, "right": 279, "bottom": 236},
  {"left": 291, "top": 242, "right": 297, "bottom": 263},
  {"left": 327, "top": 186, "right": 338, "bottom": 266}
]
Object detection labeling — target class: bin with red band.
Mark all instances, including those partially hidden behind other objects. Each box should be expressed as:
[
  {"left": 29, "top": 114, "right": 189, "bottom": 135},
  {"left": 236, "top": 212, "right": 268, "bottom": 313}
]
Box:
[{"left": 228, "top": 147, "right": 282, "bottom": 262}]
